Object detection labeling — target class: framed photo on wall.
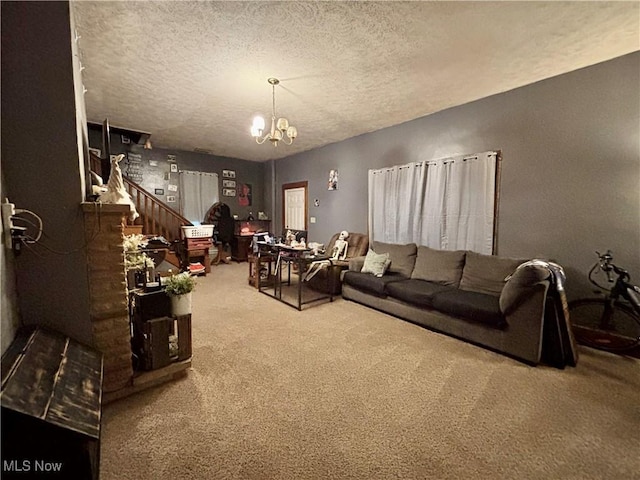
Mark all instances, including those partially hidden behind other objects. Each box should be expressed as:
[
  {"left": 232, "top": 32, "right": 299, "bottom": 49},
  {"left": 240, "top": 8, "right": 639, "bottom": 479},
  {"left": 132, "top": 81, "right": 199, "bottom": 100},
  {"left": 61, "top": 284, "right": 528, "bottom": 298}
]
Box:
[
  {"left": 222, "top": 179, "right": 236, "bottom": 188},
  {"left": 222, "top": 169, "right": 236, "bottom": 178},
  {"left": 170, "top": 164, "right": 178, "bottom": 173},
  {"left": 222, "top": 188, "right": 236, "bottom": 197},
  {"left": 328, "top": 169, "right": 338, "bottom": 190},
  {"left": 166, "top": 195, "right": 176, "bottom": 203}
]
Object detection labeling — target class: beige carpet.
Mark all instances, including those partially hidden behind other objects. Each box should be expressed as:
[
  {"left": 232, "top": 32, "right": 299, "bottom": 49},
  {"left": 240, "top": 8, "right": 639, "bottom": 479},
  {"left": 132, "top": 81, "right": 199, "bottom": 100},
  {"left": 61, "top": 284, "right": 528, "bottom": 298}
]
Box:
[{"left": 101, "top": 262, "right": 640, "bottom": 480}]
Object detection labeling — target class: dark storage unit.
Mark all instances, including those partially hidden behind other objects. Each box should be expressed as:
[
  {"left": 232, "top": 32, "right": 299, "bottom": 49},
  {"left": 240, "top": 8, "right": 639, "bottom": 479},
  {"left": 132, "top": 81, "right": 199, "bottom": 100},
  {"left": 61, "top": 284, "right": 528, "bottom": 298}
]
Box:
[{"left": 1, "top": 328, "right": 103, "bottom": 480}]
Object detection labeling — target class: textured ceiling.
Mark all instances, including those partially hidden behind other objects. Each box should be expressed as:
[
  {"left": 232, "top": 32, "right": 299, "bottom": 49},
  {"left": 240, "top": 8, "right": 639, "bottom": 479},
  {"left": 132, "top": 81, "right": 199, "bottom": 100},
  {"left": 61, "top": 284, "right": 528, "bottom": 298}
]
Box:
[{"left": 72, "top": 1, "right": 639, "bottom": 162}]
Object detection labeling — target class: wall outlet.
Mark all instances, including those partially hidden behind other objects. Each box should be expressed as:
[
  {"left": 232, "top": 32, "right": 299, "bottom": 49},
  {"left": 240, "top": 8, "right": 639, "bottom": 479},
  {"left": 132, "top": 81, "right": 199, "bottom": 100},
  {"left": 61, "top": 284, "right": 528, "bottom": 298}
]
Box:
[{"left": 2, "top": 199, "right": 16, "bottom": 248}]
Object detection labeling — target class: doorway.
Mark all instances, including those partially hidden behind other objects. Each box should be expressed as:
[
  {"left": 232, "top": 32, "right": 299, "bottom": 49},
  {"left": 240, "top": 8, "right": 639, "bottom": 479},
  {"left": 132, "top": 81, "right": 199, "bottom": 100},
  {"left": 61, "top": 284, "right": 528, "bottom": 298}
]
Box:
[{"left": 282, "top": 181, "right": 307, "bottom": 233}]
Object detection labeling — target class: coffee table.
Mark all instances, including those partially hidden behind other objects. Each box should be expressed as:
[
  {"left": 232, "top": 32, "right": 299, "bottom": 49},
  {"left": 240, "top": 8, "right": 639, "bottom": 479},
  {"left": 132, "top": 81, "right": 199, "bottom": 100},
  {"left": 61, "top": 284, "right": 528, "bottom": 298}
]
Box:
[{"left": 259, "top": 244, "right": 335, "bottom": 310}]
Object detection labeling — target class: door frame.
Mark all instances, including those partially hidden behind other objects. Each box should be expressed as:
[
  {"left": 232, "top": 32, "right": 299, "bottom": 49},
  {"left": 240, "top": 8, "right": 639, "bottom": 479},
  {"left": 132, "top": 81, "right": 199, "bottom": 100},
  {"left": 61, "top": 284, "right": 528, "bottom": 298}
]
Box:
[{"left": 281, "top": 181, "right": 308, "bottom": 233}]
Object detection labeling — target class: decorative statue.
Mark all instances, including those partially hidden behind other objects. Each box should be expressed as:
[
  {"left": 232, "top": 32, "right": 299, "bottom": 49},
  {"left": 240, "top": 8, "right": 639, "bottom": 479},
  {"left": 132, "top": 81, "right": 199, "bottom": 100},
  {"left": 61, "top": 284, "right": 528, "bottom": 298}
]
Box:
[
  {"left": 97, "top": 154, "right": 139, "bottom": 221},
  {"left": 285, "top": 229, "right": 295, "bottom": 246},
  {"left": 331, "top": 230, "right": 349, "bottom": 261}
]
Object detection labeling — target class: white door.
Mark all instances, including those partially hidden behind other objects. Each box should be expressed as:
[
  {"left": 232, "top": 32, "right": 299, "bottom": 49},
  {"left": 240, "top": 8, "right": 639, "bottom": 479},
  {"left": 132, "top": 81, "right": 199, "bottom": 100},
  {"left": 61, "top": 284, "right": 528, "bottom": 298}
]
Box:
[{"left": 283, "top": 182, "right": 307, "bottom": 231}]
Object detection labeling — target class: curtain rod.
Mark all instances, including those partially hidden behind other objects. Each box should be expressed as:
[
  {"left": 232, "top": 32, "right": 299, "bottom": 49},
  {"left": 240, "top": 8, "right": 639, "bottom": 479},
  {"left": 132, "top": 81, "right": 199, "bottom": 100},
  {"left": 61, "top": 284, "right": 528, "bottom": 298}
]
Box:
[{"left": 370, "top": 151, "right": 497, "bottom": 173}]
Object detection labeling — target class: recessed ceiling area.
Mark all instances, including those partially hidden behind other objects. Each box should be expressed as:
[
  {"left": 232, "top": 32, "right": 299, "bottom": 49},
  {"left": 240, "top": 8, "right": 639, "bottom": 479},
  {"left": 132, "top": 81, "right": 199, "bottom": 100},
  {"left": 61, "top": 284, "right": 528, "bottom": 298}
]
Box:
[{"left": 72, "top": 1, "right": 639, "bottom": 162}]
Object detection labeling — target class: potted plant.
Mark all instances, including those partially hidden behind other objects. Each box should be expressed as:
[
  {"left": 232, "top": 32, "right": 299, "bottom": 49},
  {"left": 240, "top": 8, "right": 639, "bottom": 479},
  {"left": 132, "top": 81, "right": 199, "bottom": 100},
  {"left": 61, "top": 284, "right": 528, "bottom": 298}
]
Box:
[{"left": 164, "top": 272, "right": 196, "bottom": 316}]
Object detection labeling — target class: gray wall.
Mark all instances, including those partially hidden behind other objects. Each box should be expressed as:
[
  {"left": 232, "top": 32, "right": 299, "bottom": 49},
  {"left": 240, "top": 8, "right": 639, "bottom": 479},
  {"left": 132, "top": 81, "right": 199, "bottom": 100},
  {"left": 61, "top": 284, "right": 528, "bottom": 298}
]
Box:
[
  {"left": 89, "top": 131, "right": 267, "bottom": 222},
  {"left": 273, "top": 52, "right": 640, "bottom": 299},
  {"left": 1, "top": 1, "right": 93, "bottom": 345}
]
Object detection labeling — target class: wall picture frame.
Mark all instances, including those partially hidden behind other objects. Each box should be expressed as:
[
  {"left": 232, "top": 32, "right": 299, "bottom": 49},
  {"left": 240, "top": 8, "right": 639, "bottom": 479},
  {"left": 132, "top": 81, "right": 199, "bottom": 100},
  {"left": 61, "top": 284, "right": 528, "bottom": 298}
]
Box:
[
  {"left": 222, "top": 169, "right": 236, "bottom": 179},
  {"left": 166, "top": 195, "right": 176, "bottom": 203},
  {"left": 238, "top": 183, "right": 252, "bottom": 207},
  {"left": 222, "top": 179, "right": 236, "bottom": 188},
  {"left": 222, "top": 188, "right": 236, "bottom": 197},
  {"left": 170, "top": 164, "right": 178, "bottom": 173},
  {"left": 328, "top": 169, "right": 338, "bottom": 190},
  {"left": 154, "top": 188, "right": 164, "bottom": 195}
]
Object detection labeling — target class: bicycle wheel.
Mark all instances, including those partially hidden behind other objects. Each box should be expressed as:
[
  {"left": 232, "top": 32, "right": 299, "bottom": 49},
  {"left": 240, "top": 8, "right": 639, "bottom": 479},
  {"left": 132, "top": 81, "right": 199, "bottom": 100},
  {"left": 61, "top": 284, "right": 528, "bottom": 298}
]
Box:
[{"left": 569, "top": 299, "right": 640, "bottom": 351}]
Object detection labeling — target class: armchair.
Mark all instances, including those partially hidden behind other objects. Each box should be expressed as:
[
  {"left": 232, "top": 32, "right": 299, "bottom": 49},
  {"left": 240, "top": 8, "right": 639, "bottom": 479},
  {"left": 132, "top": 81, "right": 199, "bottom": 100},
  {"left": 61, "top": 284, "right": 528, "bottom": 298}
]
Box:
[{"left": 306, "top": 232, "right": 369, "bottom": 295}]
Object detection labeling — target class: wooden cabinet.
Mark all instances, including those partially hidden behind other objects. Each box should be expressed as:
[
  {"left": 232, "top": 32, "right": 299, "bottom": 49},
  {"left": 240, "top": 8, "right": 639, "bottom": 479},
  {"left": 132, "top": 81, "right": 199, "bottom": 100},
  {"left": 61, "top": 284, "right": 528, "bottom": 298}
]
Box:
[{"left": 231, "top": 220, "right": 271, "bottom": 262}]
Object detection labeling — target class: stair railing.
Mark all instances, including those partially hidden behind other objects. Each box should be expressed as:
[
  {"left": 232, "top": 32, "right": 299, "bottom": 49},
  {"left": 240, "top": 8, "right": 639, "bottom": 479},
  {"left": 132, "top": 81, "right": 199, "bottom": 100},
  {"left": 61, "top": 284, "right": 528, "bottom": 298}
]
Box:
[{"left": 89, "top": 152, "right": 192, "bottom": 242}]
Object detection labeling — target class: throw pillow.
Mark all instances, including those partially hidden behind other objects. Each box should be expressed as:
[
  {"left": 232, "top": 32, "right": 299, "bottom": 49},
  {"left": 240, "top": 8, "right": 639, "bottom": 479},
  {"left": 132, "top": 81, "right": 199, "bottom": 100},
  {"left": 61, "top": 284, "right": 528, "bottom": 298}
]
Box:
[{"left": 361, "top": 249, "right": 391, "bottom": 277}]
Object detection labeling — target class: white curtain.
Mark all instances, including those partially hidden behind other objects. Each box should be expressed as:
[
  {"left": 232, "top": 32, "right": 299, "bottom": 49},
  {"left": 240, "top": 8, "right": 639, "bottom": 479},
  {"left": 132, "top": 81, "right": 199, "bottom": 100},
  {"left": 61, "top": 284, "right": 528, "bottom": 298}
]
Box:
[
  {"left": 369, "top": 151, "right": 497, "bottom": 254},
  {"left": 368, "top": 163, "right": 425, "bottom": 244},
  {"left": 178, "top": 170, "right": 219, "bottom": 224}
]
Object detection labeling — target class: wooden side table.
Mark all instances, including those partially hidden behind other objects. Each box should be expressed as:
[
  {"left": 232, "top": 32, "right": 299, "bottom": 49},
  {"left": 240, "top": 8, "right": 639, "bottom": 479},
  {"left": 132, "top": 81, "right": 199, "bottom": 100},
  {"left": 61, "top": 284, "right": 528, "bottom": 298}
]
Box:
[
  {"left": 183, "top": 238, "right": 212, "bottom": 274},
  {"left": 248, "top": 252, "right": 275, "bottom": 289}
]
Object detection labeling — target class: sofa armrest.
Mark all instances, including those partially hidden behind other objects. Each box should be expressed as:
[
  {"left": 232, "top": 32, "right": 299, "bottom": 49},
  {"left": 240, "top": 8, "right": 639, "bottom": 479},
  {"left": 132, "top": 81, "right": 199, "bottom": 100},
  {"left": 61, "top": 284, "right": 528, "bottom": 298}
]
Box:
[
  {"left": 500, "top": 263, "right": 551, "bottom": 315},
  {"left": 348, "top": 255, "right": 366, "bottom": 272}
]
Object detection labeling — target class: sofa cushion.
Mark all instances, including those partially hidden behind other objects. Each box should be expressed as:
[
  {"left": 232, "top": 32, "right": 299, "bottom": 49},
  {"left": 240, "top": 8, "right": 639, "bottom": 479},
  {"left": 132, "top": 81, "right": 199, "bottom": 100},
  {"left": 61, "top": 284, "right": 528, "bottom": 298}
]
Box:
[
  {"left": 459, "top": 251, "right": 525, "bottom": 296},
  {"left": 431, "top": 289, "right": 506, "bottom": 328},
  {"left": 385, "top": 279, "right": 457, "bottom": 308},
  {"left": 361, "top": 249, "right": 391, "bottom": 277},
  {"left": 411, "top": 246, "right": 466, "bottom": 287},
  {"left": 343, "top": 271, "right": 406, "bottom": 297},
  {"left": 372, "top": 241, "right": 417, "bottom": 278}
]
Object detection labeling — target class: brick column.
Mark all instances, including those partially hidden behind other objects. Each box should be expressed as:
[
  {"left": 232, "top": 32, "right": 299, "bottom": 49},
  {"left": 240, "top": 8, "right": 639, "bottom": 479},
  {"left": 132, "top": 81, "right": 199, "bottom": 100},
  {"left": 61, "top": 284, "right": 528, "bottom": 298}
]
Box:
[{"left": 82, "top": 203, "right": 133, "bottom": 392}]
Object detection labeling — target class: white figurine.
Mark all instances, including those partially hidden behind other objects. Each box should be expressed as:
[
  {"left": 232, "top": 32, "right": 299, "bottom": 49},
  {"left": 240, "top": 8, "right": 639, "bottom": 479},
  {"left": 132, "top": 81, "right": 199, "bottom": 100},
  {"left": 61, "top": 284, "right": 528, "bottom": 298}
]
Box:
[{"left": 97, "top": 154, "right": 139, "bottom": 221}]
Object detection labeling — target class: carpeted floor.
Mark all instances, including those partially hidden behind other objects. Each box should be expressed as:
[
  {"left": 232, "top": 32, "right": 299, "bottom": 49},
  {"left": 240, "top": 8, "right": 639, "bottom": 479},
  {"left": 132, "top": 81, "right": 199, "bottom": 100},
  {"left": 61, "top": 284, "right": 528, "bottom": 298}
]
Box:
[{"left": 101, "top": 262, "right": 640, "bottom": 480}]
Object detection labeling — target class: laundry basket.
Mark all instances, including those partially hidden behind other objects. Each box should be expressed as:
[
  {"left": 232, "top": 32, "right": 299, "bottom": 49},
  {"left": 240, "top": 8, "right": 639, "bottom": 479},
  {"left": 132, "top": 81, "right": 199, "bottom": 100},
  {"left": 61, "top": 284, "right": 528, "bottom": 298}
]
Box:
[{"left": 181, "top": 225, "right": 214, "bottom": 239}]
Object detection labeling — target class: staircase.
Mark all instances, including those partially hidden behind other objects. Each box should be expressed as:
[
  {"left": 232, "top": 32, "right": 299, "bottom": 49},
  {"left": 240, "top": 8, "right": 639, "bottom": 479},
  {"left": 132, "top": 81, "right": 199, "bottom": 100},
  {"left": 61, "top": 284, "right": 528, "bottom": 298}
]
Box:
[{"left": 89, "top": 152, "right": 192, "bottom": 244}]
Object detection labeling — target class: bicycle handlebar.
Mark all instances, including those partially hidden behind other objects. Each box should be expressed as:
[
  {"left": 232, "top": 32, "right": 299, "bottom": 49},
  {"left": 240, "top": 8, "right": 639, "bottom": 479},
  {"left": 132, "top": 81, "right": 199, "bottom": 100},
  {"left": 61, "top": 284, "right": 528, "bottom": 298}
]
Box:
[{"left": 591, "top": 250, "right": 630, "bottom": 288}]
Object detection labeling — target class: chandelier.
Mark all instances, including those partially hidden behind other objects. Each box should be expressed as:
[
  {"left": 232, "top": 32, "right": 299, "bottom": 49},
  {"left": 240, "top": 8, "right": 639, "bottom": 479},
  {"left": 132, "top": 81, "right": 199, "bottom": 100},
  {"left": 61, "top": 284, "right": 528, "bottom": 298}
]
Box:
[{"left": 250, "top": 78, "right": 297, "bottom": 146}]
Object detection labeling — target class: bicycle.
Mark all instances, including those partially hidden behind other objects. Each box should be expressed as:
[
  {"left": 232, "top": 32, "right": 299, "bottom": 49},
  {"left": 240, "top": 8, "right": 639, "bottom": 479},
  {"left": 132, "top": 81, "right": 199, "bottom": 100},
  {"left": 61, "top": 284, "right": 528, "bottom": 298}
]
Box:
[{"left": 569, "top": 250, "right": 640, "bottom": 352}]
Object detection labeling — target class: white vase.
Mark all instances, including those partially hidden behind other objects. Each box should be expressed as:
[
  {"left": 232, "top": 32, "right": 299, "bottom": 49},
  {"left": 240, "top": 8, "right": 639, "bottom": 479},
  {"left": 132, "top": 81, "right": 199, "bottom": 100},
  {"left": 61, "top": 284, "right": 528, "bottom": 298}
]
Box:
[{"left": 171, "top": 293, "right": 192, "bottom": 316}]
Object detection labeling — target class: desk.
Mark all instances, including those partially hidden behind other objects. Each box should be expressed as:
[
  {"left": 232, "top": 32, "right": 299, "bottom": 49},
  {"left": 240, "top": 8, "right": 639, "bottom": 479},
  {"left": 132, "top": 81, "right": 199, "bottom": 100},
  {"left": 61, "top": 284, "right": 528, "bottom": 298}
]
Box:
[{"left": 259, "top": 244, "right": 334, "bottom": 310}]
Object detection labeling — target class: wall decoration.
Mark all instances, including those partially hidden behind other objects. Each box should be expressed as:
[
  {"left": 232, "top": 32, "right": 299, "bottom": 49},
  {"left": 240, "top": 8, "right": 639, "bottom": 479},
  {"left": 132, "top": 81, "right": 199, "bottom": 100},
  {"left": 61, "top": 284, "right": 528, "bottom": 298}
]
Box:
[
  {"left": 167, "top": 154, "right": 176, "bottom": 162},
  {"left": 167, "top": 195, "right": 176, "bottom": 203},
  {"left": 124, "top": 152, "right": 143, "bottom": 183},
  {"left": 222, "top": 169, "right": 236, "bottom": 178},
  {"left": 168, "top": 184, "right": 178, "bottom": 192},
  {"left": 154, "top": 188, "right": 164, "bottom": 195},
  {"left": 222, "top": 179, "right": 236, "bottom": 188},
  {"left": 238, "top": 183, "right": 252, "bottom": 206},
  {"left": 170, "top": 164, "right": 178, "bottom": 173},
  {"left": 222, "top": 188, "right": 236, "bottom": 197},
  {"left": 328, "top": 169, "right": 338, "bottom": 190},
  {"left": 149, "top": 160, "right": 158, "bottom": 167}
]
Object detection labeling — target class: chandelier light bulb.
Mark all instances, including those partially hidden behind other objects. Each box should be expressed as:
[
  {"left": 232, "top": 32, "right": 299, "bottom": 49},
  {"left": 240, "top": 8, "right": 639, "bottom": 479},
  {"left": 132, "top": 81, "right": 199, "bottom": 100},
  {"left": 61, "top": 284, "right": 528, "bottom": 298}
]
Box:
[
  {"left": 251, "top": 115, "right": 266, "bottom": 137},
  {"left": 286, "top": 126, "right": 298, "bottom": 139},
  {"left": 276, "top": 117, "right": 289, "bottom": 131}
]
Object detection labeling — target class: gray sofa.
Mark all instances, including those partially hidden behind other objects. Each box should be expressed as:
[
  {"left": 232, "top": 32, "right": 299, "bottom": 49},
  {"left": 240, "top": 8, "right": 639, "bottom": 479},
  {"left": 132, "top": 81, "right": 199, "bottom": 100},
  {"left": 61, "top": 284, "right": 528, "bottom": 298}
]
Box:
[{"left": 342, "top": 241, "right": 564, "bottom": 366}]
